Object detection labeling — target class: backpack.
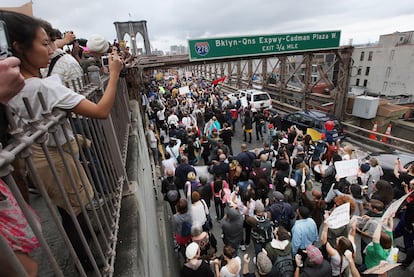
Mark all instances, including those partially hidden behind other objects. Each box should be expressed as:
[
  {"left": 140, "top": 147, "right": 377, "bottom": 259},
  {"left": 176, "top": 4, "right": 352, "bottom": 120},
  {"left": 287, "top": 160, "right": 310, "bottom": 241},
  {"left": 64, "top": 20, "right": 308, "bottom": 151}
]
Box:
[
  {"left": 166, "top": 180, "right": 180, "bottom": 202},
  {"left": 253, "top": 216, "right": 273, "bottom": 244},
  {"left": 219, "top": 187, "right": 231, "bottom": 204},
  {"left": 321, "top": 167, "right": 336, "bottom": 192},
  {"left": 274, "top": 254, "right": 294, "bottom": 277},
  {"left": 181, "top": 221, "right": 192, "bottom": 237},
  {"left": 46, "top": 52, "right": 65, "bottom": 77},
  {"left": 312, "top": 141, "right": 327, "bottom": 161},
  {"left": 269, "top": 202, "right": 291, "bottom": 231}
]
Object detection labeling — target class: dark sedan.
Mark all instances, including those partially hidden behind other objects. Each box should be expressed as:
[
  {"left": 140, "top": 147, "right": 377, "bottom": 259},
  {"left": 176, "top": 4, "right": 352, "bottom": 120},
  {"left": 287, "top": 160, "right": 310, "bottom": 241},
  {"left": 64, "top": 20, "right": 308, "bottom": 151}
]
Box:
[{"left": 281, "top": 110, "right": 345, "bottom": 141}]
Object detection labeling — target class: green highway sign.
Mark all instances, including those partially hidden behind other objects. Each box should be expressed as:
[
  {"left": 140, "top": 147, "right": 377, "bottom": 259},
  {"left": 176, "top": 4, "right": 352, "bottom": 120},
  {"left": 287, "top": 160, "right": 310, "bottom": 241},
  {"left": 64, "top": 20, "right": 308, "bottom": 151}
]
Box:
[{"left": 188, "top": 30, "right": 341, "bottom": 61}]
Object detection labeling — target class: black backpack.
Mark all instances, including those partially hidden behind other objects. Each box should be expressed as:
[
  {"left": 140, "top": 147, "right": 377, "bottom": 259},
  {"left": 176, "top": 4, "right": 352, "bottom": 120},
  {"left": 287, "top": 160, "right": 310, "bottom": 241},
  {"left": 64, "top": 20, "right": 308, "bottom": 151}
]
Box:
[
  {"left": 321, "top": 166, "right": 336, "bottom": 197},
  {"left": 252, "top": 216, "right": 273, "bottom": 244},
  {"left": 166, "top": 180, "right": 179, "bottom": 202},
  {"left": 274, "top": 254, "right": 294, "bottom": 277},
  {"left": 269, "top": 202, "right": 291, "bottom": 231}
]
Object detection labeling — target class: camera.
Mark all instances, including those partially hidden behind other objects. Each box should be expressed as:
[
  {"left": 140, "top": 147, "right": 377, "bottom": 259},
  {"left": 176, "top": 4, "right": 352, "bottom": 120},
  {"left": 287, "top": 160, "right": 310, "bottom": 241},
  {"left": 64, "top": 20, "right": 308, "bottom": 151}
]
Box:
[
  {"left": 101, "top": 55, "right": 109, "bottom": 67},
  {"left": 0, "top": 20, "right": 12, "bottom": 59}
]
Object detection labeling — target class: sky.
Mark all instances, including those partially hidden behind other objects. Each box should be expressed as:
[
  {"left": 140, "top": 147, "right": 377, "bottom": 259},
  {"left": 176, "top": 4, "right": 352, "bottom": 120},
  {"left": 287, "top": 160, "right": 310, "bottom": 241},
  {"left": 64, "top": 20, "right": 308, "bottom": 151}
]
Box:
[{"left": 1, "top": 0, "right": 414, "bottom": 53}]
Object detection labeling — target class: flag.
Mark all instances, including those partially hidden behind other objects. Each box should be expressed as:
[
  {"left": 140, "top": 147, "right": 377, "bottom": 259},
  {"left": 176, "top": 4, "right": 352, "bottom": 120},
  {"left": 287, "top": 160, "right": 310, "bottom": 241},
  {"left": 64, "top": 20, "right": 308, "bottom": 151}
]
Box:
[{"left": 212, "top": 76, "right": 227, "bottom": 85}]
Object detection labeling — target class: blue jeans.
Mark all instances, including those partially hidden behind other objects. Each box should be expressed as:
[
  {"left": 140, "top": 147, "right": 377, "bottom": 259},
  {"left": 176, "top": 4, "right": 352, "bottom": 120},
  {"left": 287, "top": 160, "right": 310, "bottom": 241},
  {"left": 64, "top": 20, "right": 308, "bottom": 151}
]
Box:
[{"left": 253, "top": 241, "right": 266, "bottom": 256}]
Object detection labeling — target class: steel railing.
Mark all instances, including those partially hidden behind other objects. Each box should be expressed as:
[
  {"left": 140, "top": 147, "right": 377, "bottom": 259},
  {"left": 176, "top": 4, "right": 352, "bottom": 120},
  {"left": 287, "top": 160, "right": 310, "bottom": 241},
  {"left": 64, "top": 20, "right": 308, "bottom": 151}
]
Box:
[{"left": 0, "top": 71, "right": 130, "bottom": 277}]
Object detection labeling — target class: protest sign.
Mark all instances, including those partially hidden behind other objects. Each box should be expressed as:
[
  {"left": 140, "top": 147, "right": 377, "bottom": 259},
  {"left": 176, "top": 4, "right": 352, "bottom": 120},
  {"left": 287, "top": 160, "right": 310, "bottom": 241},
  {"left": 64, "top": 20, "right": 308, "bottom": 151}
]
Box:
[
  {"left": 335, "top": 159, "right": 359, "bottom": 178},
  {"left": 307, "top": 128, "right": 322, "bottom": 141},
  {"left": 363, "top": 262, "right": 401, "bottom": 275},
  {"left": 179, "top": 86, "right": 190, "bottom": 96},
  {"left": 382, "top": 191, "right": 413, "bottom": 220},
  {"left": 327, "top": 202, "right": 350, "bottom": 229},
  {"left": 185, "top": 71, "right": 193, "bottom": 79}
]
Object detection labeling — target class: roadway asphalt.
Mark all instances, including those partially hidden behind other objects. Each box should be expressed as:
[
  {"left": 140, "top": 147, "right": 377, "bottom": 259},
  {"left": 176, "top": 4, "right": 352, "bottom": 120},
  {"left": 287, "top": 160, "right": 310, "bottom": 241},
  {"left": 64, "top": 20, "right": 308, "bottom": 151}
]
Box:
[
  {"left": 157, "top": 120, "right": 414, "bottom": 276},
  {"left": 30, "top": 115, "right": 414, "bottom": 276}
]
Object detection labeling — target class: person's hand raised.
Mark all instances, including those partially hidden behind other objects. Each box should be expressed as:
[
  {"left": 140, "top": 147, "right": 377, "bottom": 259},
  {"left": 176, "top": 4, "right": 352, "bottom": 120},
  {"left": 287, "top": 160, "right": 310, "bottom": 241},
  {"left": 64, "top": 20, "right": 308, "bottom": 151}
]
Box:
[
  {"left": 0, "top": 57, "right": 24, "bottom": 103},
  {"left": 344, "top": 249, "right": 353, "bottom": 262},
  {"left": 108, "top": 51, "right": 123, "bottom": 76}
]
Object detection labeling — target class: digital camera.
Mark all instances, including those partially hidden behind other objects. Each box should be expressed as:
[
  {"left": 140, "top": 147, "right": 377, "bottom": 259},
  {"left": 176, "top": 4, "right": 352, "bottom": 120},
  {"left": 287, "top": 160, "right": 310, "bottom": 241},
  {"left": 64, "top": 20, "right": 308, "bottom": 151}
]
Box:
[{"left": 0, "top": 20, "right": 12, "bottom": 59}]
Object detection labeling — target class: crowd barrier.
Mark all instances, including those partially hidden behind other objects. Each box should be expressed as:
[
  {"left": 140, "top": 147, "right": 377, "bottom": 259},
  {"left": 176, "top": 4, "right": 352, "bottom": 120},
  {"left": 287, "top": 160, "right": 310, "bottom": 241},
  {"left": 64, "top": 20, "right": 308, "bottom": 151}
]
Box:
[{"left": 0, "top": 71, "right": 131, "bottom": 276}]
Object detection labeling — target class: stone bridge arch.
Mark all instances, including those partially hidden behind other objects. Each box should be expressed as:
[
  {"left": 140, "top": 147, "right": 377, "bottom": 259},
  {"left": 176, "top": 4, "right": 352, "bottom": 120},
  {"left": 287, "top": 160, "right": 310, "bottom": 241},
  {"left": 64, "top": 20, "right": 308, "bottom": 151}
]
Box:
[{"left": 114, "top": 21, "right": 151, "bottom": 55}]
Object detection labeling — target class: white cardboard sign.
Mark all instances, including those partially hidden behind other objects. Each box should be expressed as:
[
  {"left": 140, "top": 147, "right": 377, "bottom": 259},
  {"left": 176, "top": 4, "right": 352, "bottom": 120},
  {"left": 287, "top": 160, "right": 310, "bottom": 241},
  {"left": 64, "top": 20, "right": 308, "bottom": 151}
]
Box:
[
  {"left": 382, "top": 191, "right": 412, "bottom": 220},
  {"left": 363, "top": 263, "right": 401, "bottom": 275},
  {"left": 334, "top": 159, "right": 359, "bottom": 178},
  {"left": 179, "top": 86, "right": 190, "bottom": 95},
  {"left": 327, "top": 202, "right": 350, "bottom": 229}
]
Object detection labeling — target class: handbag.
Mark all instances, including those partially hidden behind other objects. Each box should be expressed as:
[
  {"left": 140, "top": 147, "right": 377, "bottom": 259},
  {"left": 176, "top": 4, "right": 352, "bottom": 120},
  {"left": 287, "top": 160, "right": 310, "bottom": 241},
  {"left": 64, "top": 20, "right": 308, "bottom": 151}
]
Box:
[
  {"left": 306, "top": 179, "right": 313, "bottom": 191},
  {"left": 201, "top": 200, "right": 213, "bottom": 230}
]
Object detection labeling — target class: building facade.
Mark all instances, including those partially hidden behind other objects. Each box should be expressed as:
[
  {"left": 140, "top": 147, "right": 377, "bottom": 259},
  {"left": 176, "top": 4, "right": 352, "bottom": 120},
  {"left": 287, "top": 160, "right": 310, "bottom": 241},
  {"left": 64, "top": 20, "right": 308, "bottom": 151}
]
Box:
[
  {"left": 350, "top": 31, "right": 414, "bottom": 102},
  {"left": 169, "top": 45, "right": 188, "bottom": 55}
]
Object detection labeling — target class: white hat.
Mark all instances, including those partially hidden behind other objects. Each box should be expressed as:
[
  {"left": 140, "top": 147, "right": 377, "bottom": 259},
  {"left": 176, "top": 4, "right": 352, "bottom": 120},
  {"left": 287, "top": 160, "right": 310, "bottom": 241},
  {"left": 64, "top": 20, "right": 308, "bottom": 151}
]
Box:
[
  {"left": 86, "top": 34, "right": 109, "bottom": 54},
  {"left": 284, "top": 177, "right": 297, "bottom": 187},
  {"left": 185, "top": 242, "right": 199, "bottom": 259},
  {"left": 280, "top": 138, "right": 288, "bottom": 144}
]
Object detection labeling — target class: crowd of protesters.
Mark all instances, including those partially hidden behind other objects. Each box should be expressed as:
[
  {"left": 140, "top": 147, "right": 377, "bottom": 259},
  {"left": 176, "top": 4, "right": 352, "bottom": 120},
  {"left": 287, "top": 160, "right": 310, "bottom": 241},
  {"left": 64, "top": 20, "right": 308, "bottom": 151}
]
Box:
[
  {"left": 144, "top": 71, "right": 414, "bottom": 276},
  {"left": 1, "top": 9, "right": 414, "bottom": 277}
]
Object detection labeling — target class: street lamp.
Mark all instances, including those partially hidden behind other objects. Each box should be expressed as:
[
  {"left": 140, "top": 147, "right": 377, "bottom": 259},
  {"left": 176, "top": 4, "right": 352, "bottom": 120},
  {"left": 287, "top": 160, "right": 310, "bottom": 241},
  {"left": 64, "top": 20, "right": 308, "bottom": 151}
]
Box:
[{"left": 131, "top": 36, "right": 136, "bottom": 55}]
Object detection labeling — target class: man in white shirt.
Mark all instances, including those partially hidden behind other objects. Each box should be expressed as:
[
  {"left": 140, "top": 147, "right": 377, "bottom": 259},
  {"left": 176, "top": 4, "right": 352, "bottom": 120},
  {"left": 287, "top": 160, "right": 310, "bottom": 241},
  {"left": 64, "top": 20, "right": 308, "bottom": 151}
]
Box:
[
  {"left": 40, "top": 28, "right": 83, "bottom": 91},
  {"left": 167, "top": 111, "right": 179, "bottom": 128},
  {"left": 147, "top": 124, "right": 159, "bottom": 166},
  {"left": 156, "top": 104, "right": 166, "bottom": 128},
  {"left": 166, "top": 138, "right": 182, "bottom": 164}
]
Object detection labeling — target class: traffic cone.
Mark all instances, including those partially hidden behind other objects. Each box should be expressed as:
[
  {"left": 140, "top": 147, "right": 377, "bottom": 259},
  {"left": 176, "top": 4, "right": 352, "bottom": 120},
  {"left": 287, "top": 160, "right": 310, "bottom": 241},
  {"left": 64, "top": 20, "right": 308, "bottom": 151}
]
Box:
[
  {"left": 381, "top": 124, "right": 392, "bottom": 143},
  {"left": 369, "top": 122, "right": 378, "bottom": 140}
]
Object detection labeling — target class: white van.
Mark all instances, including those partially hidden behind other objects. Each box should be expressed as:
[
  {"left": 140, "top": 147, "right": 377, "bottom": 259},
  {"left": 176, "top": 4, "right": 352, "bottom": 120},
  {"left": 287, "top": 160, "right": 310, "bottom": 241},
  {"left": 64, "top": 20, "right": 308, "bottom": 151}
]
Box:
[{"left": 238, "top": 89, "right": 272, "bottom": 110}]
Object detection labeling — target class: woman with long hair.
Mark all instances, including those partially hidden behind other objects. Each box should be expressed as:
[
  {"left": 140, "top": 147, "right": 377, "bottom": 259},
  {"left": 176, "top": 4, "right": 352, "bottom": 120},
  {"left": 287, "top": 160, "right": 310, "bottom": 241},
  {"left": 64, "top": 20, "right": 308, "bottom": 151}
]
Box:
[
  {"left": 0, "top": 10, "right": 122, "bottom": 270},
  {"left": 321, "top": 214, "right": 357, "bottom": 277},
  {"left": 218, "top": 245, "right": 242, "bottom": 277}
]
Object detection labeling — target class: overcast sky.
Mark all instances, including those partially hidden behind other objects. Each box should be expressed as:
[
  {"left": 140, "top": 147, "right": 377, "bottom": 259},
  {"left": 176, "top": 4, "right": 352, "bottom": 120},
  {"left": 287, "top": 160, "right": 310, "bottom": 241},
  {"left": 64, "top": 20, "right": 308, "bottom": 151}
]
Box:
[{"left": 2, "top": 0, "right": 414, "bottom": 52}]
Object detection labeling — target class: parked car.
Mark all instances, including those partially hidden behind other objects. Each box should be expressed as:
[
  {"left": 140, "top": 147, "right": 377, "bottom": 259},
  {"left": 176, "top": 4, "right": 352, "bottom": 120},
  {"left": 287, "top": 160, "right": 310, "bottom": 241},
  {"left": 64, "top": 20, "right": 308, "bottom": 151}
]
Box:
[
  {"left": 238, "top": 89, "right": 272, "bottom": 110},
  {"left": 227, "top": 91, "right": 242, "bottom": 105},
  {"left": 365, "top": 150, "right": 414, "bottom": 186},
  {"left": 281, "top": 110, "right": 345, "bottom": 141}
]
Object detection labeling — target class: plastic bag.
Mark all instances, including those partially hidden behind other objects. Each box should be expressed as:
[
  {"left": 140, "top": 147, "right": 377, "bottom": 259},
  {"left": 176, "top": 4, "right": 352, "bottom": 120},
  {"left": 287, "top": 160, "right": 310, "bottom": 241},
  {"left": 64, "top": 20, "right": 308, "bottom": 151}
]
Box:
[{"left": 386, "top": 247, "right": 399, "bottom": 264}]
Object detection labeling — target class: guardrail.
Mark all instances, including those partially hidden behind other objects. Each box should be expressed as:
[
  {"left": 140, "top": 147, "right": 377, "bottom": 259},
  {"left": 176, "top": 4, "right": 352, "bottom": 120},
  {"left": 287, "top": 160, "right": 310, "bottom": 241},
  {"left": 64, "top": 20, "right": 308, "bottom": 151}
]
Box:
[
  {"left": 0, "top": 72, "right": 130, "bottom": 276},
  {"left": 342, "top": 121, "right": 414, "bottom": 153},
  {"left": 218, "top": 83, "right": 414, "bottom": 153}
]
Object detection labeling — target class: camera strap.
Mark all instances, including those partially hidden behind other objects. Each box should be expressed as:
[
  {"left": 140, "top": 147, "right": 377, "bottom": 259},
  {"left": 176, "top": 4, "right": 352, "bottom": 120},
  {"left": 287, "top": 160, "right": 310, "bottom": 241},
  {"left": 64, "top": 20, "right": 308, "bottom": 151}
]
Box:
[{"left": 47, "top": 53, "right": 66, "bottom": 77}]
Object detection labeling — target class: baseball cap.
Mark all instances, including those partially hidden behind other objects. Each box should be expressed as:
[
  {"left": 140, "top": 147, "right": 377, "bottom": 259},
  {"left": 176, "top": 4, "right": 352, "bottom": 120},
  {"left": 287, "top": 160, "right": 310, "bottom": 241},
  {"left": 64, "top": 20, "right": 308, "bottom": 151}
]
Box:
[
  {"left": 306, "top": 245, "right": 323, "bottom": 265},
  {"left": 280, "top": 138, "right": 288, "bottom": 144},
  {"left": 273, "top": 191, "right": 284, "bottom": 202},
  {"left": 185, "top": 242, "right": 199, "bottom": 259},
  {"left": 360, "top": 163, "right": 371, "bottom": 173},
  {"left": 86, "top": 34, "right": 109, "bottom": 54},
  {"left": 256, "top": 252, "right": 272, "bottom": 274}
]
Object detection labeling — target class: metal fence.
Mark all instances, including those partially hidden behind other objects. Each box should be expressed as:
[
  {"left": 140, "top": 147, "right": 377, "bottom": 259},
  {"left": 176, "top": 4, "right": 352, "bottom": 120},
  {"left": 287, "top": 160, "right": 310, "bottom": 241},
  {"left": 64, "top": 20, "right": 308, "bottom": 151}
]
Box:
[{"left": 0, "top": 72, "right": 130, "bottom": 276}]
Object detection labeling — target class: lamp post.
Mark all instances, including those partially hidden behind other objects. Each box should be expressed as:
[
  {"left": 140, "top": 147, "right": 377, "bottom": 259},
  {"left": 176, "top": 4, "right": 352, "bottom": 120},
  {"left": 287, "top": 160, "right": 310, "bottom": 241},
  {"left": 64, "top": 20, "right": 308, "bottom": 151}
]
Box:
[{"left": 131, "top": 35, "right": 137, "bottom": 56}]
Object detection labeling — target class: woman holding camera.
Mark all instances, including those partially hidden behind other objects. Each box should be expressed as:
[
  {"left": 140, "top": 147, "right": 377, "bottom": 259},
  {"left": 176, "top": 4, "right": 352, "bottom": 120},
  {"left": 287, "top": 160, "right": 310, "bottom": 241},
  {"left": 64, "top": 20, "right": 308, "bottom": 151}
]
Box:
[{"left": 0, "top": 10, "right": 122, "bottom": 270}]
